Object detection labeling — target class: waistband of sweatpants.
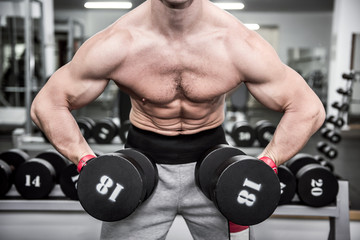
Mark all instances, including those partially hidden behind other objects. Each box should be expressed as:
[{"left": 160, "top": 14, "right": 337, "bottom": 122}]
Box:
[{"left": 125, "top": 124, "right": 227, "bottom": 164}]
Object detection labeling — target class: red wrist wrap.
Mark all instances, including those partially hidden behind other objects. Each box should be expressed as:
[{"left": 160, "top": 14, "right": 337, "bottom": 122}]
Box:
[
  {"left": 77, "top": 154, "right": 96, "bottom": 173},
  {"left": 229, "top": 221, "right": 249, "bottom": 233},
  {"left": 259, "top": 156, "right": 277, "bottom": 174}
]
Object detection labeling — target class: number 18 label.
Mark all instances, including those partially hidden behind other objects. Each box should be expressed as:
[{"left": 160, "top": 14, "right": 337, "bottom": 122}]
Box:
[
  {"left": 96, "top": 175, "right": 125, "bottom": 202},
  {"left": 237, "top": 178, "right": 262, "bottom": 207}
]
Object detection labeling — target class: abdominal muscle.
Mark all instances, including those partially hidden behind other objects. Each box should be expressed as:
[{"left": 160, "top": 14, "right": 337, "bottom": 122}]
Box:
[{"left": 128, "top": 94, "right": 226, "bottom": 136}]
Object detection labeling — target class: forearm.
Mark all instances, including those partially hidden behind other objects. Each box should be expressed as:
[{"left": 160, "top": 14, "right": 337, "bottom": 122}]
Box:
[
  {"left": 31, "top": 101, "right": 95, "bottom": 164},
  {"left": 258, "top": 106, "right": 325, "bottom": 166}
]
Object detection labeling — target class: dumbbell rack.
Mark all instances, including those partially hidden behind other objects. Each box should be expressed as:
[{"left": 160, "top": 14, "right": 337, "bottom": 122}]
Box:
[
  {"left": 0, "top": 175, "right": 350, "bottom": 239},
  {"left": 318, "top": 72, "right": 357, "bottom": 161},
  {"left": 7, "top": 128, "right": 351, "bottom": 240},
  {"left": 11, "top": 128, "right": 125, "bottom": 154},
  {"left": 271, "top": 180, "right": 350, "bottom": 240}
]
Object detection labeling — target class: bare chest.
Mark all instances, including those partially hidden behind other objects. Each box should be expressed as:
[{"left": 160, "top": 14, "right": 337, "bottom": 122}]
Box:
[{"left": 114, "top": 33, "right": 239, "bottom": 104}]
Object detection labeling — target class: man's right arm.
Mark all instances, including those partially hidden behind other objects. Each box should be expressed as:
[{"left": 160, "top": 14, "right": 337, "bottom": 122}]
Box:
[{"left": 31, "top": 28, "right": 131, "bottom": 164}]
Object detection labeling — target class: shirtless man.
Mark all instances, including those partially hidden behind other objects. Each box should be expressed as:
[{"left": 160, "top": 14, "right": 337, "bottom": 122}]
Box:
[{"left": 31, "top": 0, "right": 325, "bottom": 239}]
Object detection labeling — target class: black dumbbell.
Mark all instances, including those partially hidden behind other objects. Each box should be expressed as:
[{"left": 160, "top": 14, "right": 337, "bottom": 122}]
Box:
[
  {"left": 59, "top": 164, "right": 79, "bottom": 200},
  {"left": 119, "top": 120, "right": 131, "bottom": 143},
  {"left": 255, "top": 120, "right": 276, "bottom": 147},
  {"left": 77, "top": 148, "right": 158, "bottom": 222},
  {"left": 77, "top": 117, "right": 96, "bottom": 141},
  {"left": 336, "top": 88, "right": 352, "bottom": 96},
  {"left": 326, "top": 116, "right": 345, "bottom": 128},
  {"left": 277, "top": 165, "right": 296, "bottom": 205},
  {"left": 195, "top": 145, "right": 280, "bottom": 226},
  {"left": 331, "top": 102, "right": 349, "bottom": 112},
  {"left": 320, "top": 127, "right": 341, "bottom": 144},
  {"left": 342, "top": 73, "right": 354, "bottom": 80},
  {"left": 313, "top": 155, "right": 334, "bottom": 172},
  {"left": 92, "top": 118, "right": 119, "bottom": 144},
  {"left": 59, "top": 151, "right": 104, "bottom": 200},
  {"left": 286, "top": 153, "right": 339, "bottom": 207},
  {"left": 317, "top": 141, "right": 338, "bottom": 159},
  {"left": 14, "top": 150, "right": 69, "bottom": 199},
  {"left": 0, "top": 149, "right": 29, "bottom": 197},
  {"left": 225, "top": 121, "right": 256, "bottom": 147}
]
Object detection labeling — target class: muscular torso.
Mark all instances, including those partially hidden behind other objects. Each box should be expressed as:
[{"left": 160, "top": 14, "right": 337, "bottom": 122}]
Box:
[{"left": 106, "top": 1, "right": 243, "bottom": 135}]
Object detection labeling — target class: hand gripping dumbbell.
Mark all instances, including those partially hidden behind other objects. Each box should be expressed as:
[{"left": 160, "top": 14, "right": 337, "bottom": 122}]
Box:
[
  {"left": 0, "top": 149, "right": 29, "bottom": 197},
  {"left": 14, "top": 150, "right": 69, "bottom": 199},
  {"left": 285, "top": 153, "right": 339, "bottom": 207},
  {"left": 77, "top": 148, "right": 158, "bottom": 222},
  {"left": 195, "top": 145, "right": 280, "bottom": 226}
]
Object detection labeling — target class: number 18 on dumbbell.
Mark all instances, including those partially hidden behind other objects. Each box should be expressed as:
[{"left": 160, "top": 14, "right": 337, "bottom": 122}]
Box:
[{"left": 195, "top": 145, "right": 280, "bottom": 226}]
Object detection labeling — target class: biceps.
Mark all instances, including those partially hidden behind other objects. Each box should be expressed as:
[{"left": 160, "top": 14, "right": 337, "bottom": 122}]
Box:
[
  {"left": 245, "top": 66, "right": 309, "bottom": 112},
  {"left": 39, "top": 64, "right": 109, "bottom": 110}
]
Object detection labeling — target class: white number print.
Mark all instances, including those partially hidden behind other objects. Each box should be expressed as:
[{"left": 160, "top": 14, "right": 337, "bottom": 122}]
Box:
[
  {"left": 280, "top": 182, "right": 286, "bottom": 194},
  {"left": 25, "top": 175, "right": 41, "bottom": 187},
  {"left": 71, "top": 174, "right": 80, "bottom": 189},
  {"left": 237, "top": 178, "right": 262, "bottom": 207},
  {"left": 311, "top": 179, "right": 323, "bottom": 197},
  {"left": 96, "top": 175, "right": 125, "bottom": 202}
]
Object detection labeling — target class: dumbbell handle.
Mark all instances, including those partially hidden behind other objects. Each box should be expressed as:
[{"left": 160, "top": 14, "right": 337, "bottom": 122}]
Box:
[{"left": 77, "top": 154, "right": 96, "bottom": 173}]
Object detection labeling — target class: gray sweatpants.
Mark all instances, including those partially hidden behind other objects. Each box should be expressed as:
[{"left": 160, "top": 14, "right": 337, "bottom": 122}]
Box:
[{"left": 100, "top": 162, "right": 230, "bottom": 240}]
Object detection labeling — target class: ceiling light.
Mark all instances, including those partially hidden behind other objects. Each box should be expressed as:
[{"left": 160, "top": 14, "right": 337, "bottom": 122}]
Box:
[
  {"left": 84, "top": 1, "right": 133, "bottom": 9},
  {"left": 244, "top": 23, "right": 260, "bottom": 30},
  {"left": 213, "top": 2, "right": 245, "bottom": 10}
]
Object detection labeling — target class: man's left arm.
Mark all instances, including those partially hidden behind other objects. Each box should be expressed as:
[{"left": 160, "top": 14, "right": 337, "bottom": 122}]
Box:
[{"left": 229, "top": 28, "right": 326, "bottom": 166}]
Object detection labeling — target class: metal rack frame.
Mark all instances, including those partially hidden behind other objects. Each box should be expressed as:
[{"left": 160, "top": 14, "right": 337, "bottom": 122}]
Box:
[
  {"left": 0, "top": 0, "right": 45, "bottom": 133},
  {"left": 0, "top": 181, "right": 350, "bottom": 240}
]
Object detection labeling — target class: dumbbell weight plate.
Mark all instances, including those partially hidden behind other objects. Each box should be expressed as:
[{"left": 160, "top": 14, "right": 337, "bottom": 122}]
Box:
[
  {"left": 116, "top": 149, "right": 158, "bottom": 199},
  {"left": 296, "top": 164, "right": 339, "bottom": 207},
  {"left": 231, "top": 122, "right": 256, "bottom": 147},
  {"left": 277, "top": 165, "right": 296, "bottom": 205},
  {"left": 286, "top": 153, "right": 319, "bottom": 175},
  {"left": 36, "top": 150, "right": 70, "bottom": 183},
  {"left": 255, "top": 120, "right": 276, "bottom": 147},
  {"left": 195, "top": 145, "right": 245, "bottom": 200},
  {"left": 77, "top": 117, "right": 95, "bottom": 140},
  {"left": 15, "top": 158, "right": 56, "bottom": 199},
  {"left": 119, "top": 120, "right": 131, "bottom": 143},
  {"left": 328, "top": 131, "right": 341, "bottom": 144},
  {"left": 214, "top": 155, "right": 280, "bottom": 225},
  {"left": 59, "top": 164, "right": 79, "bottom": 200},
  {"left": 77, "top": 153, "right": 146, "bottom": 222},
  {"left": 0, "top": 149, "right": 29, "bottom": 171},
  {"left": 92, "top": 118, "right": 118, "bottom": 144},
  {"left": 0, "top": 149, "right": 29, "bottom": 195},
  {"left": 0, "top": 159, "right": 12, "bottom": 196}
]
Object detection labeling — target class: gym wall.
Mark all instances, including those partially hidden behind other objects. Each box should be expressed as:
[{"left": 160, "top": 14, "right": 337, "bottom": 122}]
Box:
[{"left": 54, "top": 10, "right": 333, "bottom": 64}]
